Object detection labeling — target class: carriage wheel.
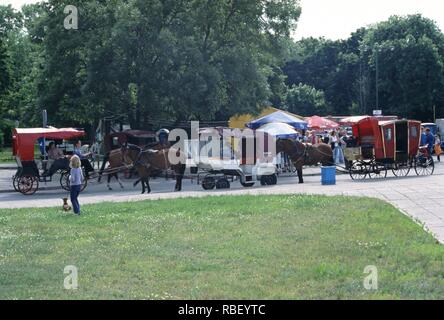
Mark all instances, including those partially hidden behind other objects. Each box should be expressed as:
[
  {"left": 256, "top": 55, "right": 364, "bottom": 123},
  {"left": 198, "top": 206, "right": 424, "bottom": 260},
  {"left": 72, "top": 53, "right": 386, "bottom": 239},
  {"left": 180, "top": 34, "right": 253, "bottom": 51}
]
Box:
[
  {"left": 240, "top": 181, "right": 255, "bottom": 188},
  {"left": 17, "top": 175, "right": 39, "bottom": 195},
  {"left": 392, "top": 164, "right": 411, "bottom": 177},
  {"left": 12, "top": 175, "right": 20, "bottom": 192},
  {"left": 414, "top": 156, "right": 435, "bottom": 176},
  {"left": 368, "top": 164, "right": 387, "bottom": 180},
  {"left": 349, "top": 161, "right": 367, "bottom": 180},
  {"left": 216, "top": 178, "right": 230, "bottom": 189},
  {"left": 60, "top": 171, "right": 88, "bottom": 192},
  {"left": 202, "top": 177, "right": 216, "bottom": 190},
  {"left": 260, "top": 174, "right": 278, "bottom": 186}
]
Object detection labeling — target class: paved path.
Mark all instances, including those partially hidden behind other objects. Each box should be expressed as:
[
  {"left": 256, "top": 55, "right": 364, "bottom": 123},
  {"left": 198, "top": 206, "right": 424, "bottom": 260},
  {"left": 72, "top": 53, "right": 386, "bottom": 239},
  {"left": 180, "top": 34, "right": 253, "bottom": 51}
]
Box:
[{"left": 1, "top": 160, "right": 444, "bottom": 243}]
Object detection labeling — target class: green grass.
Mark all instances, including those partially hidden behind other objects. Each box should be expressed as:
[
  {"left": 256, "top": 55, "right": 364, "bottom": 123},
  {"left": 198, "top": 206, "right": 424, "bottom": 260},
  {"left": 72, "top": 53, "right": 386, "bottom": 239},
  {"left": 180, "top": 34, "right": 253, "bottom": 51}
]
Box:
[
  {"left": 0, "top": 147, "right": 13, "bottom": 163},
  {"left": 1, "top": 195, "right": 444, "bottom": 300}
]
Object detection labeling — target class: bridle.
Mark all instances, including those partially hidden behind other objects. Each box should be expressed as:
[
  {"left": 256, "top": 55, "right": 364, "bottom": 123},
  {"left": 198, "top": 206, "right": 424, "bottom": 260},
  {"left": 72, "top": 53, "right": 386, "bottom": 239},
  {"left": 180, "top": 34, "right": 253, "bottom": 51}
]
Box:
[
  {"left": 279, "top": 139, "right": 309, "bottom": 164},
  {"left": 121, "top": 143, "right": 168, "bottom": 171}
]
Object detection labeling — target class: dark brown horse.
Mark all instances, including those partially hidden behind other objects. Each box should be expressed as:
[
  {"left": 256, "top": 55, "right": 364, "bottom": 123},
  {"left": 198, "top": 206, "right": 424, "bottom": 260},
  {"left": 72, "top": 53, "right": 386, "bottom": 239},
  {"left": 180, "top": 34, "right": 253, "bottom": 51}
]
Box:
[
  {"left": 98, "top": 142, "right": 168, "bottom": 190},
  {"left": 97, "top": 149, "right": 126, "bottom": 190},
  {"left": 277, "top": 139, "right": 333, "bottom": 184},
  {"left": 121, "top": 143, "right": 187, "bottom": 194}
]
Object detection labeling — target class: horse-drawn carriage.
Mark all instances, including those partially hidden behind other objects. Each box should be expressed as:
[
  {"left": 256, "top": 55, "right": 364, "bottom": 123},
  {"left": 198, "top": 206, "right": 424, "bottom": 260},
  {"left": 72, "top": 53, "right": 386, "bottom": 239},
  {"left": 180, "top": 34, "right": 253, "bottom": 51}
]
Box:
[
  {"left": 12, "top": 127, "right": 87, "bottom": 195},
  {"left": 193, "top": 128, "right": 278, "bottom": 190},
  {"left": 342, "top": 116, "right": 434, "bottom": 180}
]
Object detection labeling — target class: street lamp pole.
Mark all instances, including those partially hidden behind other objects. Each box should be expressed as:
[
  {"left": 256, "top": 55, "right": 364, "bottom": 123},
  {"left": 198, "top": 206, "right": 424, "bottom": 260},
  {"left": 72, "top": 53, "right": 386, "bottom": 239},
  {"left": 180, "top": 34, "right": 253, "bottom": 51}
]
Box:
[{"left": 375, "top": 46, "right": 379, "bottom": 112}]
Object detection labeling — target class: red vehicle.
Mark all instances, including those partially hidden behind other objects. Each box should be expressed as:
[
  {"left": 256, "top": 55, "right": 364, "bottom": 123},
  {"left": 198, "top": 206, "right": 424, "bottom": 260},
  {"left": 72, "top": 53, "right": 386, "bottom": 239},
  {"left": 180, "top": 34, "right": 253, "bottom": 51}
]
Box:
[
  {"left": 341, "top": 116, "right": 434, "bottom": 180},
  {"left": 12, "top": 127, "right": 87, "bottom": 195}
]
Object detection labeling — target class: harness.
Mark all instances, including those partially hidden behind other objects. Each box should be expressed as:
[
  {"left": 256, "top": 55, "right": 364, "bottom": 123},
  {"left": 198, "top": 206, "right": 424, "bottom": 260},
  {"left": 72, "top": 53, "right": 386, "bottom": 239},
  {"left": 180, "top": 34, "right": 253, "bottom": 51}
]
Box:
[{"left": 127, "top": 144, "right": 168, "bottom": 172}]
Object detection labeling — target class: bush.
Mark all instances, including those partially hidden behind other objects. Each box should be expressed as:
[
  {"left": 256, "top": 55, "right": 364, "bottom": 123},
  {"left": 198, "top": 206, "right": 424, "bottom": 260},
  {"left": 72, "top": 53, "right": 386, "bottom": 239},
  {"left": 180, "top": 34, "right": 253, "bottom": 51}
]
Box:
[{"left": 0, "top": 119, "right": 14, "bottom": 148}]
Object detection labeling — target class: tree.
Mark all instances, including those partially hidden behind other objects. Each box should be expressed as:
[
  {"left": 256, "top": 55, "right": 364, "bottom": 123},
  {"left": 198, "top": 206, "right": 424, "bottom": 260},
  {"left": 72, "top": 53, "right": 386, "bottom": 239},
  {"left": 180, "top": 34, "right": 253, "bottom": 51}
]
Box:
[
  {"left": 285, "top": 83, "right": 329, "bottom": 116},
  {"left": 36, "top": 0, "right": 301, "bottom": 129},
  {"left": 283, "top": 37, "right": 360, "bottom": 115},
  {"left": 361, "top": 15, "right": 444, "bottom": 121},
  {"left": 0, "top": 37, "right": 8, "bottom": 95}
]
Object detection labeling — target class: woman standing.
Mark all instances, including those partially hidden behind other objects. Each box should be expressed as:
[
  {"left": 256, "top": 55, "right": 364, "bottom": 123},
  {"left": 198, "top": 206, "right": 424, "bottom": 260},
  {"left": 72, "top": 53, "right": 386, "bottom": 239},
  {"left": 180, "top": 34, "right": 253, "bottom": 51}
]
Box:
[
  {"left": 69, "top": 155, "right": 83, "bottom": 216},
  {"left": 435, "top": 134, "right": 442, "bottom": 162}
]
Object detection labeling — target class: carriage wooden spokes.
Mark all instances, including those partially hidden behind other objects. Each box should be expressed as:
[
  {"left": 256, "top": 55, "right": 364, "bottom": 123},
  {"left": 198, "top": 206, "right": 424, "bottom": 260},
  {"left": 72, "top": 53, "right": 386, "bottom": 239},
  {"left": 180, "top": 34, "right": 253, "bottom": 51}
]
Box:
[
  {"left": 342, "top": 117, "right": 434, "bottom": 181},
  {"left": 60, "top": 169, "right": 88, "bottom": 192}
]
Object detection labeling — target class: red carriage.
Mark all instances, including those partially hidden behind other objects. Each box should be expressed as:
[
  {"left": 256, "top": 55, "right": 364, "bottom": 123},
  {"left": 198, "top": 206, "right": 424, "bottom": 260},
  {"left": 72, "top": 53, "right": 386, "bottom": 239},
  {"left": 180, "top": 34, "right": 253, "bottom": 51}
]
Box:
[
  {"left": 12, "top": 127, "right": 87, "bottom": 195},
  {"left": 342, "top": 116, "right": 434, "bottom": 180}
]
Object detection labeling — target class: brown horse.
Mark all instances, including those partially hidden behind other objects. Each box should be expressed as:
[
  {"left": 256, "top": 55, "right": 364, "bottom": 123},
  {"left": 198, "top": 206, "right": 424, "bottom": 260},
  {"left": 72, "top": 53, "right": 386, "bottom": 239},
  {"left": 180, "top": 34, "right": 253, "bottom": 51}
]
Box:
[
  {"left": 121, "top": 143, "right": 187, "bottom": 194},
  {"left": 98, "top": 142, "right": 168, "bottom": 190},
  {"left": 276, "top": 139, "right": 333, "bottom": 184},
  {"left": 97, "top": 149, "right": 126, "bottom": 190}
]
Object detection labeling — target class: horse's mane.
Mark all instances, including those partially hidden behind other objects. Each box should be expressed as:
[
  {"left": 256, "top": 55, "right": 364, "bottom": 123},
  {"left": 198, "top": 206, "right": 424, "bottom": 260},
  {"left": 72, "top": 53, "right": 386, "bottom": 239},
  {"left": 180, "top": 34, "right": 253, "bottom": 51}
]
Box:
[{"left": 126, "top": 143, "right": 142, "bottom": 152}]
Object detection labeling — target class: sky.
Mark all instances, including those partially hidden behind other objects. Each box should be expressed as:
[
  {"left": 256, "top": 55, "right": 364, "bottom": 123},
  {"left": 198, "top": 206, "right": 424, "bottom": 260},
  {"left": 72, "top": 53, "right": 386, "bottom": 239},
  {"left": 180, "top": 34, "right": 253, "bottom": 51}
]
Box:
[{"left": 3, "top": 0, "right": 444, "bottom": 40}]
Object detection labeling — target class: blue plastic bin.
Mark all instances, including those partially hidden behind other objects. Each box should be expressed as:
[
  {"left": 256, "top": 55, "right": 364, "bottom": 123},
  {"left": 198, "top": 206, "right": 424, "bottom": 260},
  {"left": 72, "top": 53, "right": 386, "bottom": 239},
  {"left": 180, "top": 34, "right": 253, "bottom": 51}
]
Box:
[{"left": 321, "top": 166, "right": 336, "bottom": 185}]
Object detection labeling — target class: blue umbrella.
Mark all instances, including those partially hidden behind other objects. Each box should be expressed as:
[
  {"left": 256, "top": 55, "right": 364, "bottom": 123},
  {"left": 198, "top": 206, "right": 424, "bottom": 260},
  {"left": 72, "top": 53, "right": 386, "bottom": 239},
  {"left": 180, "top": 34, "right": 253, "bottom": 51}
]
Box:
[{"left": 247, "top": 111, "right": 308, "bottom": 130}]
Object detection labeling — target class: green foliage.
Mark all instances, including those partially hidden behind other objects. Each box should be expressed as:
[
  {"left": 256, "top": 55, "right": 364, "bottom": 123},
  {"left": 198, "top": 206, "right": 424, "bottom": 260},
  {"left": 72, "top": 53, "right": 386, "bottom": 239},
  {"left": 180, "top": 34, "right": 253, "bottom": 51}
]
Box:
[
  {"left": 34, "top": 0, "right": 301, "bottom": 128},
  {"left": 361, "top": 14, "right": 444, "bottom": 121},
  {"left": 284, "top": 14, "right": 444, "bottom": 120},
  {"left": 0, "top": 37, "right": 9, "bottom": 95},
  {"left": 285, "top": 83, "right": 329, "bottom": 116}
]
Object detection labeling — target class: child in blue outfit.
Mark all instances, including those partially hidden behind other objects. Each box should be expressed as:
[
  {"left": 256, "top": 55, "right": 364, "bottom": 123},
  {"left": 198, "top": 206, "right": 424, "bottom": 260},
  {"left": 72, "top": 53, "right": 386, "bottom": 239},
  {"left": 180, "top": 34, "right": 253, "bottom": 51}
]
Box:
[{"left": 69, "top": 155, "right": 83, "bottom": 215}]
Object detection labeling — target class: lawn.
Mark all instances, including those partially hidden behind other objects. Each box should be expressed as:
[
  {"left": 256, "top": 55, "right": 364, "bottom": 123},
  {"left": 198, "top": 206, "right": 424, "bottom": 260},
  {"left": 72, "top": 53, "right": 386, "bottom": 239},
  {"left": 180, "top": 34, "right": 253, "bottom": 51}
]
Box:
[
  {"left": 0, "top": 147, "right": 13, "bottom": 163},
  {"left": 1, "top": 195, "right": 444, "bottom": 300}
]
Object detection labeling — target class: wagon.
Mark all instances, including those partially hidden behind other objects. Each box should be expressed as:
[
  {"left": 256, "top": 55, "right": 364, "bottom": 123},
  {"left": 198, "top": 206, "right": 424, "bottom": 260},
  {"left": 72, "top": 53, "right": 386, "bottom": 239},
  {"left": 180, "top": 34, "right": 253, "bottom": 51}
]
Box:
[
  {"left": 12, "top": 127, "right": 87, "bottom": 195},
  {"left": 191, "top": 128, "right": 278, "bottom": 190},
  {"left": 342, "top": 116, "right": 434, "bottom": 180}
]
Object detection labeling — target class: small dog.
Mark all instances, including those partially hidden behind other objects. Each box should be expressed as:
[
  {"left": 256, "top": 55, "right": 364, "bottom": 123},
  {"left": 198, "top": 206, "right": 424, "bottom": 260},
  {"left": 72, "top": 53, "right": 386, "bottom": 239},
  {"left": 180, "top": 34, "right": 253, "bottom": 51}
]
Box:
[{"left": 62, "top": 198, "right": 71, "bottom": 212}]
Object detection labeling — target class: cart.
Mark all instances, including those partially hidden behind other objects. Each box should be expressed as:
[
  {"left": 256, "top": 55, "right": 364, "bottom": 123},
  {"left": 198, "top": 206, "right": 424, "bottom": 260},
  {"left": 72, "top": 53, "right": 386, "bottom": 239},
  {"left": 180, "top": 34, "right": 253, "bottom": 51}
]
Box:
[
  {"left": 11, "top": 127, "right": 87, "bottom": 195},
  {"left": 192, "top": 128, "right": 278, "bottom": 190},
  {"left": 341, "top": 116, "right": 434, "bottom": 180}
]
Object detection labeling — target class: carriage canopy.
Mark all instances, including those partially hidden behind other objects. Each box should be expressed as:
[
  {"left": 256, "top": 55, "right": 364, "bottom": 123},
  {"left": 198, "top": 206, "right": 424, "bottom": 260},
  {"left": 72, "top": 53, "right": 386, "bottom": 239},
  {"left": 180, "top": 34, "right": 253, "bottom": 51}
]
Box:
[
  {"left": 341, "top": 116, "right": 385, "bottom": 159},
  {"left": 12, "top": 127, "right": 86, "bottom": 161},
  {"left": 379, "top": 120, "right": 421, "bottom": 161}
]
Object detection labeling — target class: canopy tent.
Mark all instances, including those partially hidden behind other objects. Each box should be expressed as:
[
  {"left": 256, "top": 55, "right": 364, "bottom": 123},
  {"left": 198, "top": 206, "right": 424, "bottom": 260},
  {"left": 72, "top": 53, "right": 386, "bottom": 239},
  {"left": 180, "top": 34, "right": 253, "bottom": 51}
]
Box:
[
  {"left": 257, "top": 122, "right": 300, "bottom": 140},
  {"left": 305, "top": 116, "right": 339, "bottom": 130},
  {"left": 247, "top": 111, "right": 308, "bottom": 130},
  {"left": 12, "top": 127, "right": 85, "bottom": 161},
  {"left": 229, "top": 107, "right": 305, "bottom": 129}
]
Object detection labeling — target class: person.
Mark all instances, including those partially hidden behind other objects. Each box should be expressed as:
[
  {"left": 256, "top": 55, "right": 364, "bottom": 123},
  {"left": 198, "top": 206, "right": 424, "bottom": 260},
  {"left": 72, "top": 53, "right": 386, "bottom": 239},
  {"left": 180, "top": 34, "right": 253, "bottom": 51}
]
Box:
[
  {"left": 329, "top": 130, "right": 338, "bottom": 151},
  {"left": 423, "top": 128, "right": 435, "bottom": 156},
  {"left": 329, "top": 131, "right": 344, "bottom": 164},
  {"left": 435, "top": 134, "right": 442, "bottom": 162},
  {"left": 69, "top": 155, "right": 83, "bottom": 216},
  {"left": 42, "top": 142, "right": 69, "bottom": 177},
  {"left": 73, "top": 141, "right": 95, "bottom": 178}
]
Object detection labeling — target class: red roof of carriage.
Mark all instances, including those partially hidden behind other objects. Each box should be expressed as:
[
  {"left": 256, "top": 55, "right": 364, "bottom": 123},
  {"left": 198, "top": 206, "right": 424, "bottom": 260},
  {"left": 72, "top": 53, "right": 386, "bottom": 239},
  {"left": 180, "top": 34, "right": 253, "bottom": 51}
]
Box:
[{"left": 12, "top": 127, "right": 85, "bottom": 161}]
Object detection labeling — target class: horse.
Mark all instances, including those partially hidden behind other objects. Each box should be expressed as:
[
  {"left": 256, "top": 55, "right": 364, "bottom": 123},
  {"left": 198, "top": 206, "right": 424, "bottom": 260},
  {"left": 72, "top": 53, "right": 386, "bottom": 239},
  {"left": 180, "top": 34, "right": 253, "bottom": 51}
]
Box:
[
  {"left": 276, "top": 139, "right": 333, "bottom": 184},
  {"left": 121, "top": 143, "right": 187, "bottom": 194},
  {"left": 98, "top": 149, "right": 126, "bottom": 191},
  {"left": 98, "top": 142, "right": 169, "bottom": 190}
]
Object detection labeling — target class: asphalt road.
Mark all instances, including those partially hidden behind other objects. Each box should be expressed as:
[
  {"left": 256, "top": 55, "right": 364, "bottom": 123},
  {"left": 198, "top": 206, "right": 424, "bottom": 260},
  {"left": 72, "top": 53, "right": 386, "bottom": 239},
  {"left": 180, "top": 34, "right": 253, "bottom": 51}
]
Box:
[{"left": 1, "top": 161, "right": 444, "bottom": 243}]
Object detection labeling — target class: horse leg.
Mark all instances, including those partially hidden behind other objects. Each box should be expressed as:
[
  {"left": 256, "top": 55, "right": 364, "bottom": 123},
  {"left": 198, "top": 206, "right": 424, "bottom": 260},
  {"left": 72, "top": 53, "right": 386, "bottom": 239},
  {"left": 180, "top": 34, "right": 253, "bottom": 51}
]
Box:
[
  {"left": 107, "top": 174, "right": 112, "bottom": 191},
  {"left": 141, "top": 178, "right": 146, "bottom": 194},
  {"left": 146, "top": 177, "right": 151, "bottom": 194},
  {"left": 297, "top": 166, "right": 304, "bottom": 184},
  {"left": 98, "top": 154, "right": 109, "bottom": 183},
  {"left": 116, "top": 174, "right": 124, "bottom": 189},
  {"left": 174, "top": 164, "right": 186, "bottom": 192}
]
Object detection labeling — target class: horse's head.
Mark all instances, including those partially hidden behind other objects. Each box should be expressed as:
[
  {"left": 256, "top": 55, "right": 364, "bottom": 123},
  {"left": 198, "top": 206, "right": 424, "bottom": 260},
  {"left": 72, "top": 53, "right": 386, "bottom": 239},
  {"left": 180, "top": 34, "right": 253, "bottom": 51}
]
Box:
[
  {"left": 120, "top": 142, "right": 141, "bottom": 165},
  {"left": 276, "top": 138, "right": 304, "bottom": 157}
]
